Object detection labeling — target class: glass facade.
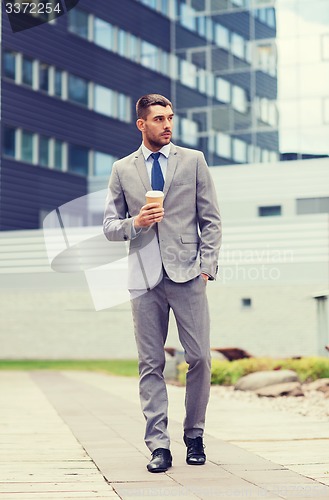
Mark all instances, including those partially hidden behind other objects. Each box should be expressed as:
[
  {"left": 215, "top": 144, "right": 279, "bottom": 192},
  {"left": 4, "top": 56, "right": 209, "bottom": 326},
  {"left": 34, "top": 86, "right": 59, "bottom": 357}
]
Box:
[
  {"left": 171, "top": 0, "right": 279, "bottom": 165},
  {"left": 3, "top": 51, "right": 16, "bottom": 80},
  {"left": 3, "top": 127, "right": 16, "bottom": 157},
  {"left": 134, "top": 0, "right": 329, "bottom": 164},
  {"left": 68, "top": 144, "right": 89, "bottom": 175},
  {"left": 3, "top": 126, "right": 116, "bottom": 177},
  {"left": 172, "top": 0, "right": 329, "bottom": 164},
  {"left": 1, "top": 0, "right": 328, "bottom": 230},
  {"left": 54, "top": 69, "right": 62, "bottom": 97},
  {"left": 276, "top": 0, "right": 329, "bottom": 160},
  {"left": 2, "top": 0, "right": 329, "bottom": 179},
  {"left": 22, "top": 56, "right": 33, "bottom": 87},
  {"left": 68, "top": 74, "right": 89, "bottom": 106},
  {"left": 39, "top": 63, "right": 49, "bottom": 92},
  {"left": 3, "top": 50, "right": 132, "bottom": 125},
  {"left": 39, "top": 136, "right": 50, "bottom": 167},
  {"left": 21, "top": 131, "right": 34, "bottom": 163}
]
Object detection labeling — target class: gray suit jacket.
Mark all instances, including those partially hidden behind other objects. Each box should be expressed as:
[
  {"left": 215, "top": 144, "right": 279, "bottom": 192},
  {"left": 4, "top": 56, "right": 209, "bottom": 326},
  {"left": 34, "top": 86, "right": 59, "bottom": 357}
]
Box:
[{"left": 103, "top": 143, "right": 222, "bottom": 289}]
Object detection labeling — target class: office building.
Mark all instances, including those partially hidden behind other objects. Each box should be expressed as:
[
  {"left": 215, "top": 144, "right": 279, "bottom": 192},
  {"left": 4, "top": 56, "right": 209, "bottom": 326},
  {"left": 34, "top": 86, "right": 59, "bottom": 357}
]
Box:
[{"left": 1, "top": 0, "right": 328, "bottom": 230}]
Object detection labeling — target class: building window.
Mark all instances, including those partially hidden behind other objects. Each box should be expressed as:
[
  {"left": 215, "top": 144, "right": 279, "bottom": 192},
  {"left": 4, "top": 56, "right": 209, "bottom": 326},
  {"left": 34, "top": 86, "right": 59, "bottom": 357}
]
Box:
[
  {"left": 180, "top": 59, "right": 197, "bottom": 89},
  {"left": 217, "top": 133, "right": 231, "bottom": 159},
  {"left": 296, "top": 197, "right": 329, "bottom": 215},
  {"left": 180, "top": 117, "right": 198, "bottom": 147},
  {"left": 205, "top": 17, "right": 214, "bottom": 42},
  {"left": 215, "top": 24, "right": 230, "bottom": 50},
  {"left": 241, "top": 298, "right": 252, "bottom": 309},
  {"left": 94, "top": 17, "right": 115, "bottom": 51},
  {"left": 94, "top": 84, "right": 115, "bottom": 117},
  {"left": 118, "top": 93, "right": 131, "bottom": 122},
  {"left": 54, "top": 69, "right": 62, "bottom": 97},
  {"left": 266, "top": 8, "right": 276, "bottom": 28},
  {"left": 21, "top": 130, "right": 34, "bottom": 163},
  {"left": 207, "top": 72, "right": 215, "bottom": 97},
  {"left": 216, "top": 77, "right": 230, "bottom": 103},
  {"left": 141, "top": 41, "right": 159, "bottom": 70},
  {"left": 68, "top": 144, "right": 89, "bottom": 175},
  {"left": 127, "top": 33, "right": 140, "bottom": 62},
  {"left": 180, "top": 3, "right": 196, "bottom": 31},
  {"left": 54, "top": 140, "right": 64, "bottom": 170},
  {"left": 39, "top": 63, "right": 49, "bottom": 92},
  {"left": 118, "top": 29, "right": 129, "bottom": 57},
  {"left": 231, "top": 33, "right": 245, "bottom": 59},
  {"left": 68, "top": 8, "right": 89, "bottom": 39},
  {"left": 254, "top": 41, "right": 277, "bottom": 76},
  {"left": 233, "top": 138, "right": 247, "bottom": 163},
  {"left": 68, "top": 74, "right": 89, "bottom": 106},
  {"left": 258, "top": 205, "right": 281, "bottom": 217},
  {"left": 94, "top": 84, "right": 131, "bottom": 122},
  {"left": 22, "top": 56, "right": 33, "bottom": 87},
  {"left": 232, "top": 85, "right": 247, "bottom": 113},
  {"left": 4, "top": 51, "right": 17, "bottom": 80},
  {"left": 94, "top": 151, "right": 115, "bottom": 176},
  {"left": 39, "top": 136, "right": 50, "bottom": 166},
  {"left": 198, "top": 69, "right": 207, "bottom": 94},
  {"left": 169, "top": 54, "right": 178, "bottom": 79},
  {"left": 197, "top": 16, "right": 206, "bottom": 37},
  {"left": 3, "top": 127, "right": 16, "bottom": 157}
]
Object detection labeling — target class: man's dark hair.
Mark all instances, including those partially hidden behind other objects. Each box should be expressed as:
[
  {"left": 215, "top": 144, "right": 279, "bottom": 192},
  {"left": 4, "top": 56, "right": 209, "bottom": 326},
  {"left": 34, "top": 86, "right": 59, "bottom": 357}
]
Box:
[{"left": 136, "top": 94, "right": 173, "bottom": 120}]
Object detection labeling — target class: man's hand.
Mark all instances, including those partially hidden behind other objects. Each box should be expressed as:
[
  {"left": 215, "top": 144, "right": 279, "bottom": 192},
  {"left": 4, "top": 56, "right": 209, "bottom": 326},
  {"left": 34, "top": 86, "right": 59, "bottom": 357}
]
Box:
[
  {"left": 201, "top": 273, "right": 209, "bottom": 282},
  {"left": 134, "top": 203, "right": 164, "bottom": 229}
]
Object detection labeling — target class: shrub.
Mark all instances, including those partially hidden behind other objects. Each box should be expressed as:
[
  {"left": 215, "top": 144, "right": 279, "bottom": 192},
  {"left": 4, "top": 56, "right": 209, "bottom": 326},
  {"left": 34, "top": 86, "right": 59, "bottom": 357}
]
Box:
[
  {"left": 177, "top": 356, "right": 329, "bottom": 386},
  {"left": 273, "top": 357, "right": 329, "bottom": 382}
]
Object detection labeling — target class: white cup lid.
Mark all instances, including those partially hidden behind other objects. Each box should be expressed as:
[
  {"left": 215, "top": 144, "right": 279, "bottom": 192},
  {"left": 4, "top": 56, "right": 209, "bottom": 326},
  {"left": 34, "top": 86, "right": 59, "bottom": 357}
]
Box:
[{"left": 146, "top": 190, "right": 164, "bottom": 197}]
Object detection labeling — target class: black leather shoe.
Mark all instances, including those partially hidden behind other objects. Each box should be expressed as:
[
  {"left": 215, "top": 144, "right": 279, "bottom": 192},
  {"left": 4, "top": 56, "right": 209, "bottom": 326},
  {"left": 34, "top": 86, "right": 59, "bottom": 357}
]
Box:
[
  {"left": 184, "top": 435, "right": 206, "bottom": 465},
  {"left": 147, "top": 448, "right": 172, "bottom": 473}
]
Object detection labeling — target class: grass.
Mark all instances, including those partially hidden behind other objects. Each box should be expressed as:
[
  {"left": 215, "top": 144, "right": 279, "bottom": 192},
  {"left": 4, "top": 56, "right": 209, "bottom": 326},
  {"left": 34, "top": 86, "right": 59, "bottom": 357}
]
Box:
[{"left": 0, "top": 359, "right": 139, "bottom": 377}]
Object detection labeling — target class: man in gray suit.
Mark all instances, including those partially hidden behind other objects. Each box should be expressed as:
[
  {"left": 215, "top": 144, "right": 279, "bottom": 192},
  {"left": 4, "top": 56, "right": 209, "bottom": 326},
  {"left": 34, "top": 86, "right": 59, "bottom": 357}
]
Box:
[{"left": 103, "top": 94, "right": 221, "bottom": 473}]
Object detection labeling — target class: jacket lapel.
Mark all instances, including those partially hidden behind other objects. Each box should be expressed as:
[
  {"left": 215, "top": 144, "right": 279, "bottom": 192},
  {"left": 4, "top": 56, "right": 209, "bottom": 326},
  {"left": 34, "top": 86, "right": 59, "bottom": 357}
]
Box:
[
  {"left": 163, "top": 144, "right": 178, "bottom": 200},
  {"left": 134, "top": 149, "right": 151, "bottom": 192}
]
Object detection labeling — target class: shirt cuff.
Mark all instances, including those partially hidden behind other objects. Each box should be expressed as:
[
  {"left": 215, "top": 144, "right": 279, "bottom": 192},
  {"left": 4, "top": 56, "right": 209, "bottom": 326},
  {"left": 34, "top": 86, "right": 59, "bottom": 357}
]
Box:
[{"left": 131, "top": 217, "right": 142, "bottom": 239}]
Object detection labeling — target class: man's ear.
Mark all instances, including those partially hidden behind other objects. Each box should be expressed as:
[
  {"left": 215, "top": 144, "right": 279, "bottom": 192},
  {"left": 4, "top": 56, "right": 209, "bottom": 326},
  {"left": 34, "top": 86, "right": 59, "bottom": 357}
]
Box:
[{"left": 136, "top": 118, "right": 145, "bottom": 132}]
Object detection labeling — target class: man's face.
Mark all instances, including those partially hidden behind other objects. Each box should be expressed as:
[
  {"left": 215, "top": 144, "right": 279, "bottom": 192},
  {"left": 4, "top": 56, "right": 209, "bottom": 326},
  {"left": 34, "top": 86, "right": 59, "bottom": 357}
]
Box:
[{"left": 137, "top": 105, "right": 174, "bottom": 151}]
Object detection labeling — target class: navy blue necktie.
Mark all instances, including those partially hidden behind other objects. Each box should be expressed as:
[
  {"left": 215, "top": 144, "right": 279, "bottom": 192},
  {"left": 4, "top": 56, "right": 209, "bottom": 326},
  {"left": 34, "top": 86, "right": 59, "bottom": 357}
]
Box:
[{"left": 151, "top": 152, "right": 164, "bottom": 191}]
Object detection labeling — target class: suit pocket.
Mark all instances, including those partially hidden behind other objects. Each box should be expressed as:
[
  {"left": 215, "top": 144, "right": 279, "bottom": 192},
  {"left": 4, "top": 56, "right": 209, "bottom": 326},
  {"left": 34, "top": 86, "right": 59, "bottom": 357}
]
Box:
[{"left": 172, "top": 179, "right": 194, "bottom": 186}]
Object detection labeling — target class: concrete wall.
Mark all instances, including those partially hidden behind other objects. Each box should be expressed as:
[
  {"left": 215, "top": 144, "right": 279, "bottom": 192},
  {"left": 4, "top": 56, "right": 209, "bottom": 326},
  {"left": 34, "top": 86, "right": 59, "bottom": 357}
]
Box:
[
  {"left": 211, "top": 157, "right": 329, "bottom": 222},
  {"left": 0, "top": 212, "right": 328, "bottom": 359}
]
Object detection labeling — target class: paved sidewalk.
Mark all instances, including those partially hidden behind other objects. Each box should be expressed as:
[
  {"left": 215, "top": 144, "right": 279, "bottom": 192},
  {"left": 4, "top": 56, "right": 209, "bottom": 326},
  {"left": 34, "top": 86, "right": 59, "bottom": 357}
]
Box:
[{"left": 0, "top": 371, "right": 329, "bottom": 499}]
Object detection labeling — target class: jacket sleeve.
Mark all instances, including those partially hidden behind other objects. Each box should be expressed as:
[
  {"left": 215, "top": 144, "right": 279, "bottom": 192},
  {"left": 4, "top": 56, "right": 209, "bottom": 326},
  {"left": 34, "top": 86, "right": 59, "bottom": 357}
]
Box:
[
  {"left": 103, "top": 162, "right": 136, "bottom": 242},
  {"left": 196, "top": 152, "right": 222, "bottom": 279}
]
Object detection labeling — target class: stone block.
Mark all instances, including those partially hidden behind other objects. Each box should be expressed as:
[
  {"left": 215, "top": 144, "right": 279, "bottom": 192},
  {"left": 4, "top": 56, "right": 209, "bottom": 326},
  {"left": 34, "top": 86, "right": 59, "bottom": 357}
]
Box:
[{"left": 235, "top": 370, "right": 299, "bottom": 391}]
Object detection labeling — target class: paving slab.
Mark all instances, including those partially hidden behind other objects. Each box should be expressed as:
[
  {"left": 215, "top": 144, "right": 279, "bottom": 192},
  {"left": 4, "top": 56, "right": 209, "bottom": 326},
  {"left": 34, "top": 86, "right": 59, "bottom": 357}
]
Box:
[
  {"left": 0, "top": 371, "right": 118, "bottom": 500},
  {"left": 1, "top": 370, "right": 329, "bottom": 500}
]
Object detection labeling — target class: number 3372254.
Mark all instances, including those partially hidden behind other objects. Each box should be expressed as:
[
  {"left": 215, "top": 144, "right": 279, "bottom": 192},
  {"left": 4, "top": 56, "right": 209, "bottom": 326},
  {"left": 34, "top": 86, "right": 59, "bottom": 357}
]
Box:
[{"left": 6, "top": 3, "right": 62, "bottom": 15}]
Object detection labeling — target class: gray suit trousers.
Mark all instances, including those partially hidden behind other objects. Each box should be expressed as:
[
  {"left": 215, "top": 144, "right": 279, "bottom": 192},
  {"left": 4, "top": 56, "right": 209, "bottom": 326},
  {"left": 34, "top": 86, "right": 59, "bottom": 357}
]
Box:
[{"left": 130, "top": 273, "right": 211, "bottom": 452}]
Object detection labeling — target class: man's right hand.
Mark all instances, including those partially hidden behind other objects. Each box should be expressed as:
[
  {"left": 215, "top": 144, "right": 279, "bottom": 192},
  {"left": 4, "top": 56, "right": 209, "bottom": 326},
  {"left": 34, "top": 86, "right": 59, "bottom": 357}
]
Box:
[{"left": 134, "top": 203, "right": 164, "bottom": 229}]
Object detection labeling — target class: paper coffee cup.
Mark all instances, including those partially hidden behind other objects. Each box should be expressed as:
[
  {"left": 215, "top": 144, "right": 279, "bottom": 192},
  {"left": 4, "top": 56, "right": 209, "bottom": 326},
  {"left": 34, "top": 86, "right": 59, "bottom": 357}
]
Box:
[{"left": 145, "top": 190, "right": 164, "bottom": 207}]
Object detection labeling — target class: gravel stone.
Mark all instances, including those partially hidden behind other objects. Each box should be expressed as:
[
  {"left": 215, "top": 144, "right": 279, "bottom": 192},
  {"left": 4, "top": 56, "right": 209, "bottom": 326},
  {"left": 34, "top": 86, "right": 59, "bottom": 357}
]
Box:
[{"left": 211, "top": 383, "right": 329, "bottom": 421}]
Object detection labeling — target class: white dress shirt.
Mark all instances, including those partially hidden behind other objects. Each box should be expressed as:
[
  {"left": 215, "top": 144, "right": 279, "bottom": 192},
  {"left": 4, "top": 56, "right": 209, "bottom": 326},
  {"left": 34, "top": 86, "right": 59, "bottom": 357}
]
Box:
[
  {"left": 131, "top": 143, "right": 171, "bottom": 238},
  {"left": 141, "top": 142, "right": 171, "bottom": 185}
]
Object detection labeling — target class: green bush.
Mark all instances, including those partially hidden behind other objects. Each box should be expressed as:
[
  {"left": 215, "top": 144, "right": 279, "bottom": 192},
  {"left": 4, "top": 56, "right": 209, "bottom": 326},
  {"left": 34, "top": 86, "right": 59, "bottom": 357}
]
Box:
[{"left": 177, "top": 356, "right": 329, "bottom": 386}]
